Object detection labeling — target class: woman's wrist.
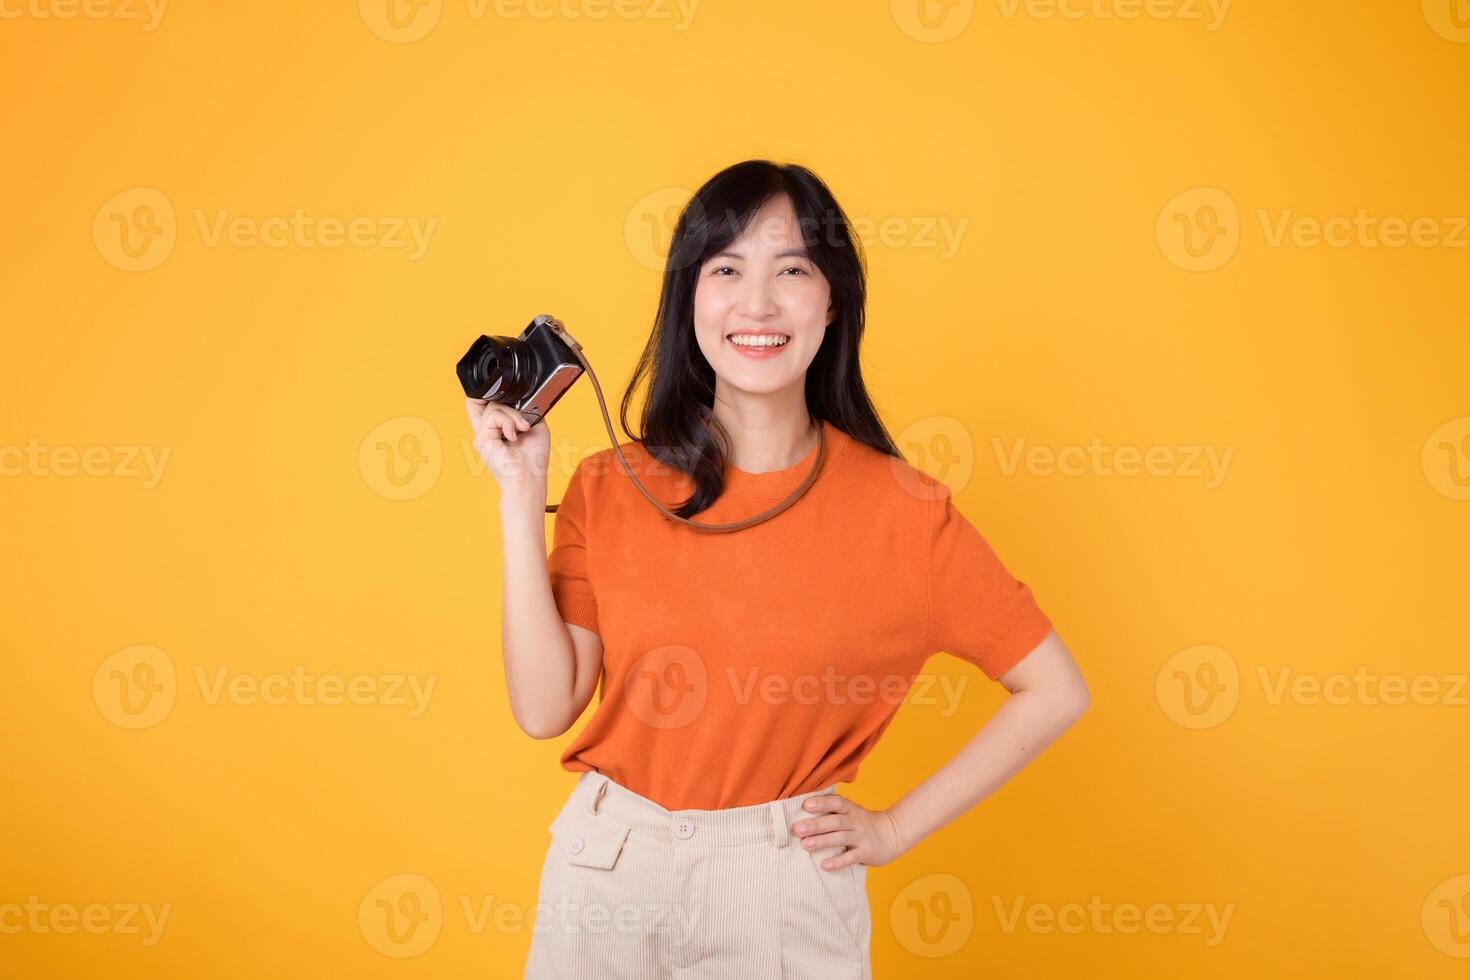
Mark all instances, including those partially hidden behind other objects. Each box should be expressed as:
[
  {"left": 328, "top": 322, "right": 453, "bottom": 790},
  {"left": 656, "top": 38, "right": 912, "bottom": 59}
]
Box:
[
  {"left": 498, "top": 482, "right": 547, "bottom": 513},
  {"left": 881, "top": 806, "right": 917, "bottom": 859}
]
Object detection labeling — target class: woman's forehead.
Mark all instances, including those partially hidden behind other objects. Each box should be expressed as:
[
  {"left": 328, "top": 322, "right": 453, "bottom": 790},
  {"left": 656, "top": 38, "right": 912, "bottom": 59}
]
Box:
[{"left": 730, "top": 196, "right": 805, "bottom": 250}]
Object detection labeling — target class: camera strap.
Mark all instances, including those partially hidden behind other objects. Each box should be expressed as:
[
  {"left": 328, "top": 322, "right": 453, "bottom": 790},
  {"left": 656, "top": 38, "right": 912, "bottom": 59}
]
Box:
[{"left": 545, "top": 316, "right": 825, "bottom": 533}]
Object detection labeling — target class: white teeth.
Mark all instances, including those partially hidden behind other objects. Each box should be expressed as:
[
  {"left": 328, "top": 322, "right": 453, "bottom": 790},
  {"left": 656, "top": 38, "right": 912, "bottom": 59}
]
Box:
[{"left": 728, "top": 334, "right": 790, "bottom": 348}]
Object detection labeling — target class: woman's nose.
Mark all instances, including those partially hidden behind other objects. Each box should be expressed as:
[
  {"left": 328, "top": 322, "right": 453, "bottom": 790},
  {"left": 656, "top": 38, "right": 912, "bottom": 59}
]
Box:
[{"left": 736, "top": 276, "right": 778, "bottom": 318}]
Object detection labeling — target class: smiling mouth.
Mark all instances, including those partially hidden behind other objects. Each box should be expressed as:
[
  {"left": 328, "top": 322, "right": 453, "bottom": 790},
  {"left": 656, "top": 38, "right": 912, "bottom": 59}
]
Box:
[{"left": 726, "top": 333, "right": 791, "bottom": 349}]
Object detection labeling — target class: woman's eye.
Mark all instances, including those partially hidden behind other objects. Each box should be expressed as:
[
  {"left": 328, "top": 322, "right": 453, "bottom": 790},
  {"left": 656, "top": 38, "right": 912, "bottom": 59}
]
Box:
[{"left": 709, "top": 265, "right": 806, "bottom": 277}]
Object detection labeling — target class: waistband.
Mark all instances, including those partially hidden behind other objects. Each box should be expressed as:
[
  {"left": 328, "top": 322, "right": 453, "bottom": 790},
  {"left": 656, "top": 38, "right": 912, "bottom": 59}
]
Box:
[{"left": 569, "top": 770, "right": 839, "bottom": 849}]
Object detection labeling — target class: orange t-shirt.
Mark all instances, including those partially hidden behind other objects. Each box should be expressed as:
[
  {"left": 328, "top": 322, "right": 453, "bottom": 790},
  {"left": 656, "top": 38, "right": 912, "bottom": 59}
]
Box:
[{"left": 546, "top": 418, "right": 1053, "bottom": 810}]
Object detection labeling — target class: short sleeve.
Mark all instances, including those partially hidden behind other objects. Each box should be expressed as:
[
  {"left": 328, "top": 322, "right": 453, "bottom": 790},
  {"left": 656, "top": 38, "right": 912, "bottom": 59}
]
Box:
[
  {"left": 925, "top": 484, "right": 1052, "bottom": 680},
  {"left": 547, "top": 457, "right": 599, "bottom": 635}
]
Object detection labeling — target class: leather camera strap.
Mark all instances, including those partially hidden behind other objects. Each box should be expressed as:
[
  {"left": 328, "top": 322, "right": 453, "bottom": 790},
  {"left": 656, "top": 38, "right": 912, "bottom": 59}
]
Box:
[{"left": 543, "top": 316, "right": 825, "bottom": 534}]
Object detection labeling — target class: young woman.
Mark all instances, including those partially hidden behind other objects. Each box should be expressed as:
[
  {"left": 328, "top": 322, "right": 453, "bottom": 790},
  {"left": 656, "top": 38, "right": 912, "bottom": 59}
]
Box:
[{"left": 468, "top": 160, "right": 1090, "bottom": 979}]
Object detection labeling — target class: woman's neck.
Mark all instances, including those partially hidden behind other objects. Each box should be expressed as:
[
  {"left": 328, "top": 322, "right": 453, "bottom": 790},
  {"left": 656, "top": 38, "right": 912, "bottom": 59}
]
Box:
[{"left": 708, "top": 392, "right": 817, "bottom": 474}]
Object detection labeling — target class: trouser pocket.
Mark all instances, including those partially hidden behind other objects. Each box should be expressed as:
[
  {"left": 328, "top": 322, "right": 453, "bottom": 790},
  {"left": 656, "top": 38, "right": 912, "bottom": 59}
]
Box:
[
  {"left": 548, "top": 796, "right": 632, "bottom": 870},
  {"left": 526, "top": 796, "right": 641, "bottom": 979},
  {"left": 801, "top": 843, "right": 869, "bottom": 953}
]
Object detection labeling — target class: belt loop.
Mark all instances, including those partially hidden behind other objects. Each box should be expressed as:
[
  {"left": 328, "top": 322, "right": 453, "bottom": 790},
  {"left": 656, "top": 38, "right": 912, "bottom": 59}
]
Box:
[
  {"left": 769, "top": 799, "right": 790, "bottom": 848},
  {"left": 584, "top": 773, "right": 610, "bottom": 816}
]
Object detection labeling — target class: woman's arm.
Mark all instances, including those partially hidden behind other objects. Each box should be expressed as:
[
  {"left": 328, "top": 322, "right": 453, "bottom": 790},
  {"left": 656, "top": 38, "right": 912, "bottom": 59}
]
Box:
[
  {"left": 882, "top": 629, "right": 1088, "bottom": 853},
  {"left": 793, "top": 629, "right": 1087, "bottom": 867},
  {"left": 467, "top": 398, "right": 603, "bottom": 740},
  {"left": 498, "top": 487, "right": 604, "bottom": 740}
]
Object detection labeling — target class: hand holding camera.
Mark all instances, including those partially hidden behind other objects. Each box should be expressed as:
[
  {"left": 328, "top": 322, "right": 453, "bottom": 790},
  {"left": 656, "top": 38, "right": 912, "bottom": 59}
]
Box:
[
  {"left": 464, "top": 397, "right": 550, "bottom": 497},
  {"left": 458, "top": 314, "right": 584, "bottom": 501}
]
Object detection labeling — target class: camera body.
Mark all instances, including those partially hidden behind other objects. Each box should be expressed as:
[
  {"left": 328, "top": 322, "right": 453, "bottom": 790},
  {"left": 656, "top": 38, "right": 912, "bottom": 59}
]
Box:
[{"left": 456, "top": 314, "right": 584, "bottom": 425}]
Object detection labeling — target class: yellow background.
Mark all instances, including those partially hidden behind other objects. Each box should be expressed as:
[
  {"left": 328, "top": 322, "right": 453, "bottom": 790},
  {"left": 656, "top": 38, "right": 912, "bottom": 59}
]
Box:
[{"left": 2, "top": 0, "right": 1467, "bottom": 976}]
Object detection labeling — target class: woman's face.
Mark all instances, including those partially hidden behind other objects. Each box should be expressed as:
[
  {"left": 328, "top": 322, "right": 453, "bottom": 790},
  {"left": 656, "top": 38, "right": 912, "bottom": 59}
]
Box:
[{"left": 692, "top": 193, "right": 835, "bottom": 396}]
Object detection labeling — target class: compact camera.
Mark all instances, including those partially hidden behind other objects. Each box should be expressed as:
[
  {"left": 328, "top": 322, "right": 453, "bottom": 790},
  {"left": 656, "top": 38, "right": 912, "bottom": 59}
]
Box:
[{"left": 455, "top": 314, "right": 585, "bottom": 426}]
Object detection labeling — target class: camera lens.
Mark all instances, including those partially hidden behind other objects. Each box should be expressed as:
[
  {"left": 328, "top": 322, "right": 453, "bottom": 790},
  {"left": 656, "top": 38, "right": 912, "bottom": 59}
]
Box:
[{"left": 457, "top": 335, "right": 537, "bottom": 404}]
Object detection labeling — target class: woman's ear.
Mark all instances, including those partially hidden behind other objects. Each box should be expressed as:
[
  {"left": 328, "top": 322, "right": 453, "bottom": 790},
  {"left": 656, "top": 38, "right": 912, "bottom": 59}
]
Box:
[{"left": 826, "top": 300, "right": 837, "bottom": 326}]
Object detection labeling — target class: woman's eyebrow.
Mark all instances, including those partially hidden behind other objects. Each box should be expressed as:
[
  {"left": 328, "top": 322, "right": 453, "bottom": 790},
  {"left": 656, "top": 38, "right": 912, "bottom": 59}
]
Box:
[{"left": 712, "top": 248, "right": 810, "bottom": 260}]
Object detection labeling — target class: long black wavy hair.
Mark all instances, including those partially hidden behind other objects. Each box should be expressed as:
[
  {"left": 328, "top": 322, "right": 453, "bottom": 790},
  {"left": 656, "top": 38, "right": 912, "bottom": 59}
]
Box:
[{"left": 618, "top": 159, "right": 901, "bottom": 519}]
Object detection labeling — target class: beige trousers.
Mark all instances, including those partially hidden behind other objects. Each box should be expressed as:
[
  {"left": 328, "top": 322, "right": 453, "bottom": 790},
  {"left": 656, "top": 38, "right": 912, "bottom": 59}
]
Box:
[{"left": 524, "top": 770, "right": 873, "bottom": 979}]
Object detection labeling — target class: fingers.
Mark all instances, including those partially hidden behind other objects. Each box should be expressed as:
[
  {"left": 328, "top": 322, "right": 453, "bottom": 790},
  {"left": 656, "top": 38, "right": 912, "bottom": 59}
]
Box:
[
  {"left": 467, "top": 400, "right": 532, "bottom": 444},
  {"left": 792, "top": 794, "right": 849, "bottom": 838},
  {"left": 800, "top": 793, "right": 847, "bottom": 816},
  {"left": 793, "top": 813, "right": 846, "bottom": 838},
  {"left": 791, "top": 795, "right": 867, "bottom": 869},
  {"left": 465, "top": 398, "right": 488, "bottom": 428},
  {"left": 795, "top": 822, "right": 861, "bottom": 870},
  {"left": 801, "top": 828, "right": 855, "bottom": 851},
  {"left": 818, "top": 847, "right": 862, "bottom": 871}
]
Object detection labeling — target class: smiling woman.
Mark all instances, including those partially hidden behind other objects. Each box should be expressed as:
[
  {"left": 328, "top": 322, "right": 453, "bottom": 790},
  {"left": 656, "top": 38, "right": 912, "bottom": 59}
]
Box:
[{"left": 465, "top": 159, "right": 1089, "bottom": 980}]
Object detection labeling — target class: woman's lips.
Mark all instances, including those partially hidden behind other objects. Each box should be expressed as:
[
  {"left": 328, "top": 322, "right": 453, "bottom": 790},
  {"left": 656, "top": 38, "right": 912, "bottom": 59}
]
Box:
[{"left": 726, "top": 335, "right": 790, "bottom": 359}]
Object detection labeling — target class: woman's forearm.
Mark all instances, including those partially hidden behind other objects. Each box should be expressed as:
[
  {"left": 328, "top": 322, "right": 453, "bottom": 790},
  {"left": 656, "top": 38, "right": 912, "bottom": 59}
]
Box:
[
  {"left": 498, "top": 488, "right": 580, "bottom": 739},
  {"left": 884, "top": 681, "right": 1088, "bottom": 853}
]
